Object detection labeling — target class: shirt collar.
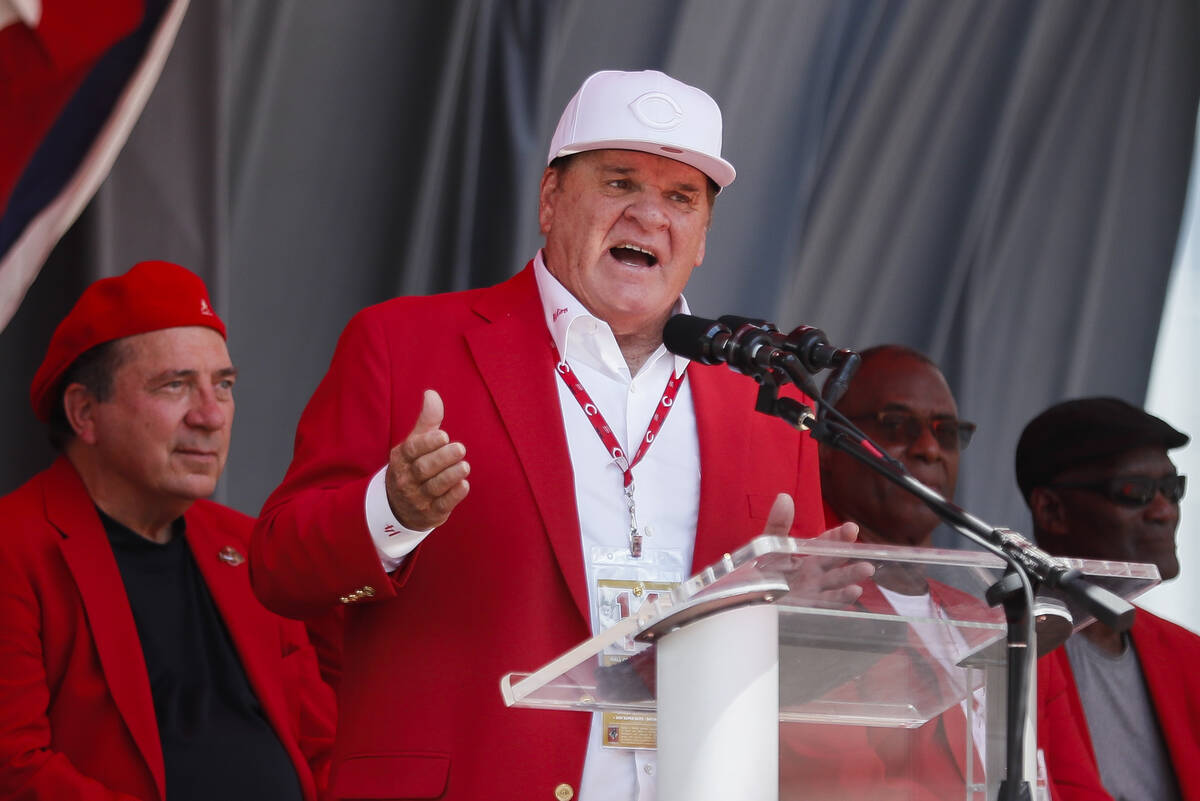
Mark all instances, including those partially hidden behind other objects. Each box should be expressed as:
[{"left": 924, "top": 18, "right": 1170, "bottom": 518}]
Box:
[{"left": 532, "top": 250, "right": 691, "bottom": 378}]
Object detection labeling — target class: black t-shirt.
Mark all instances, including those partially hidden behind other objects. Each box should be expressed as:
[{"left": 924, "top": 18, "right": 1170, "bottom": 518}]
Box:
[{"left": 102, "top": 511, "right": 304, "bottom": 801}]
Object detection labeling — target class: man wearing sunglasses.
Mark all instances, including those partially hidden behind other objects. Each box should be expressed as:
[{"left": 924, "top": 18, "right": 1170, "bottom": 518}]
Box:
[
  {"left": 1017, "top": 397, "right": 1198, "bottom": 801},
  {"left": 819, "top": 345, "right": 973, "bottom": 553},
  {"left": 781, "top": 346, "right": 1111, "bottom": 800}
]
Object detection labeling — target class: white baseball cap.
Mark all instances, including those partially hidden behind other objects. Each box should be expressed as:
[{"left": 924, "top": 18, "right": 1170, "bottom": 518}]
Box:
[{"left": 547, "top": 69, "right": 736, "bottom": 189}]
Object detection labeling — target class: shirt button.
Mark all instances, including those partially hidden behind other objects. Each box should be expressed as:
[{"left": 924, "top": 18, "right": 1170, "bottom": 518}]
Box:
[
  {"left": 644, "top": 763, "right": 656, "bottom": 775},
  {"left": 554, "top": 782, "right": 575, "bottom": 801}
]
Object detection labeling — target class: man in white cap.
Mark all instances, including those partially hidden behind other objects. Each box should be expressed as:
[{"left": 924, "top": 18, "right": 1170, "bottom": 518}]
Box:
[{"left": 251, "top": 69, "right": 868, "bottom": 800}]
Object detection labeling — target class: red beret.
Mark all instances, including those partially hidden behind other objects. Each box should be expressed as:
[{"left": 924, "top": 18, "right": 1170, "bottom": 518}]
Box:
[{"left": 30, "top": 260, "right": 226, "bottom": 422}]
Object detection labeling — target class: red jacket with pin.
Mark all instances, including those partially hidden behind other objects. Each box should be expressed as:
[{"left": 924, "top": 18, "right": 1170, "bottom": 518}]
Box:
[{"left": 0, "top": 457, "right": 335, "bottom": 801}]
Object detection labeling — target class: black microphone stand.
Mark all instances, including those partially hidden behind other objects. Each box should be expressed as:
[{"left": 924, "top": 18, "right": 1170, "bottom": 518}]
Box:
[{"left": 740, "top": 353, "right": 1133, "bottom": 801}]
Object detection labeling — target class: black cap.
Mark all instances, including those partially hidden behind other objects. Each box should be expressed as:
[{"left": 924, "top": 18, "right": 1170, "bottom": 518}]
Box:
[{"left": 1015, "top": 397, "right": 1189, "bottom": 501}]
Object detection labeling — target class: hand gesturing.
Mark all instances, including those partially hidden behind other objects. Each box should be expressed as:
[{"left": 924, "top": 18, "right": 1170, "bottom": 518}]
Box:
[{"left": 385, "top": 389, "right": 470, "bottom": 531}]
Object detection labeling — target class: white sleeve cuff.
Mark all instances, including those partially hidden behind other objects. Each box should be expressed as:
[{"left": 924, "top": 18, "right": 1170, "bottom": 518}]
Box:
[
  {"left": 365, "top": 464, "right": 434, "bottom": 572},
  {"left": 4, "top": 1, "right": 42, "bottom": 28}
]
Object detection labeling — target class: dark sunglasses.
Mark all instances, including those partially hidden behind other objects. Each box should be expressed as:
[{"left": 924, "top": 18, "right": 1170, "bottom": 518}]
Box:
[
  {"left": 850, "top": 411, "right": 977, "bottom": 451},
  {"left": 1050, "top": 474, "right": 1187, "bottom": 507}
]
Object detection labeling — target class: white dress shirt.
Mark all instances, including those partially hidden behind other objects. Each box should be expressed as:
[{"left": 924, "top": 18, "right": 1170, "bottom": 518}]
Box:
[{"left": 878, "top": 586, "right": 988, "bottom": 764}]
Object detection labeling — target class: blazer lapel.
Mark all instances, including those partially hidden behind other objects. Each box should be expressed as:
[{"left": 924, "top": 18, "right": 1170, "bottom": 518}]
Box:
[
  {"left": 465, "top": 267, "right": 590, "bottom": 625},
  {"left": 689, "top": 365, "right": 754, "bottom": 571},
  {"left": 939, "top": 700, "right": 982, "bottom": 783},
  {"left": 45, "top": 458, "right": 166, "bottom": 800},
  {"left": 1132, "top": 613, "right": 1200, "bottom": 797},
  {"left": 183, "top": 515, "right": 294, "bottom": 758}
]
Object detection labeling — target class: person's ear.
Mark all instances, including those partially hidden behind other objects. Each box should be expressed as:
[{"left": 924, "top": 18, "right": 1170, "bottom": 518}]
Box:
[
  {"left": 1030, "top": 487, "right": 1069, "bottom": 537},
  {"left": 538, "top": 166, "right": 561, "bottom": 236},
  {"left": 62, "top": 383, "right": 100, "bottom": 445}
]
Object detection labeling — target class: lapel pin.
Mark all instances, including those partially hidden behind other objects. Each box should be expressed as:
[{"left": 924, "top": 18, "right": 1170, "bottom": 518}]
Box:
[{"left": 218, "top": 545, "right": 245, "bottom": 566}]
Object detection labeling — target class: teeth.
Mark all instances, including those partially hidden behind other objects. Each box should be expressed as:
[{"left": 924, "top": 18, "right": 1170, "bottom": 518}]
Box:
[{"left": 614, "top": 243, "right": 656, "bottom": 259}]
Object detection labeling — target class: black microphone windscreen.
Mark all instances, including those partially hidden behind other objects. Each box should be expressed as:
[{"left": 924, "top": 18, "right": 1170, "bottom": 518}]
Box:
[{"left": 663, "top": 314, "right": 728, "bottom": 364}]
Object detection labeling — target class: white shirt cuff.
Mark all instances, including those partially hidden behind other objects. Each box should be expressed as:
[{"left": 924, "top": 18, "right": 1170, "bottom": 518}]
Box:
[{"left": 365, "top": 464, "right": 434, "bottom": 572}]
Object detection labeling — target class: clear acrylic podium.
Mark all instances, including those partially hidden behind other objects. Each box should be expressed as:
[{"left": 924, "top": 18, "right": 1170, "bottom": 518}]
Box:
[{"left": 501, "top": 535, "right": 1158, "bottom": 801}]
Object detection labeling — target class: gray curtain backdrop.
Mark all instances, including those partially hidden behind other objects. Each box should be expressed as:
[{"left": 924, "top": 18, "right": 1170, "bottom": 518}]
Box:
[{"left": 2, "top": 0, "right": 1197, "bottom": 549}]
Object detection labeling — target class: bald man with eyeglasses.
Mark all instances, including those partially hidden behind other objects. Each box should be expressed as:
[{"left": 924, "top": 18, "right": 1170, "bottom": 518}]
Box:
[
  {"left": 1018, "top": 397, "right": 1199, "bottom": 801},
  {"left": 779, "top": 345, "right": 1113, "bottom": 800},
  {"left": 819, "top": 345, "right": 975, "bottom": 554}
]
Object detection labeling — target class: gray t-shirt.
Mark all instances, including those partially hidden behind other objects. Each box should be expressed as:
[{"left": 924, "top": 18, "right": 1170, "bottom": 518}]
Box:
[{"left": 1065, "top": 632, "right": 1182, "bottom": 801}]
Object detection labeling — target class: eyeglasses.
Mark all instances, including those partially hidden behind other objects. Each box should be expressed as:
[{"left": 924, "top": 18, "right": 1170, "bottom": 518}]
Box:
[
  {"left": 1049, "top": 474, "right": 1187, "bottom": 507},
  {"left": 849, "top": 411, "right": 977, "bottom": 451}
]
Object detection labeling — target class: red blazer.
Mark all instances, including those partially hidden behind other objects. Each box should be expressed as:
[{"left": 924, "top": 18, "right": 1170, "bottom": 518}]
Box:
[
  {"left": 251, "top": 264, "right": 826, "bottom": 800},
  {"left": 0, "top": 457, "right": 335, "bottom": 801},
  {"left": 1045, "top": 608, "right": 1200, "bottom": 800}
]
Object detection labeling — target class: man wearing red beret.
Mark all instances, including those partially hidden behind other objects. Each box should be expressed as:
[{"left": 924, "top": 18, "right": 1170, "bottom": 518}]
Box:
[{"left": 0, "top": 261, "right": 335, "bottom": 800}]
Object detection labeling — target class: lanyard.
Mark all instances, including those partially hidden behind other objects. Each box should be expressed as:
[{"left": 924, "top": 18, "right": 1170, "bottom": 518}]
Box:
[{"left": 554, "top": 348, "right": 686, "bottom": 558}]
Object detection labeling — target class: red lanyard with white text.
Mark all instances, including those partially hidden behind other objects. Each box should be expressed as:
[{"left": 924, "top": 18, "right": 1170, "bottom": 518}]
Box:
[{"left": 553, "top": 348, "right": 686, "bottom": 558}]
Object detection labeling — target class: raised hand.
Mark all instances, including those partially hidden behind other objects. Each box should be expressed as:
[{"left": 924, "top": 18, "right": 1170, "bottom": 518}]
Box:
[
  {"left": 385, "top": 389, "right": 470, "bottom": 531},
  {"left": 763, "top": 493, "right": 875, "bottom": 607}
]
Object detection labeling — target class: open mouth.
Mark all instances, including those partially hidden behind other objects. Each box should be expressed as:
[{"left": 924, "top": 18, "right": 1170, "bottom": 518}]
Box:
[{"left": 610, "top": 244, "right": 658, "bottom": 268}]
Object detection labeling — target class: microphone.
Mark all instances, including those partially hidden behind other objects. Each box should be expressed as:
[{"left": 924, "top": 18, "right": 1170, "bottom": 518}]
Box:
[
  {"left": 664, "top": 314, "right": 857, "bottom": 376},
  {"left": 664, "top": 314, "right": 822, "bottom": 425},
  {"left": 717, "top": 315, "right": 854, "bottom": 375},
  {"left": 661, "top": 314, "right": 734, "bottom": 366},
  {"left": 663, "top": 314, "right": 791, "bottom": 376}
]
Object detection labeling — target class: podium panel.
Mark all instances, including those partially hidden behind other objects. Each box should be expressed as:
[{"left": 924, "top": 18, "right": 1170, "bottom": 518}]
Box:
[{"left": 502, "top": 536, "right": 1158, "bottom": 801}]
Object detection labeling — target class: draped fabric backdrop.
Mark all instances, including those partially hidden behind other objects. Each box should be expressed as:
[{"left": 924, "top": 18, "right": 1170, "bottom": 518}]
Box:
[{"left": 2, "top": 1, "right": 1197, "bottom": 562}]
